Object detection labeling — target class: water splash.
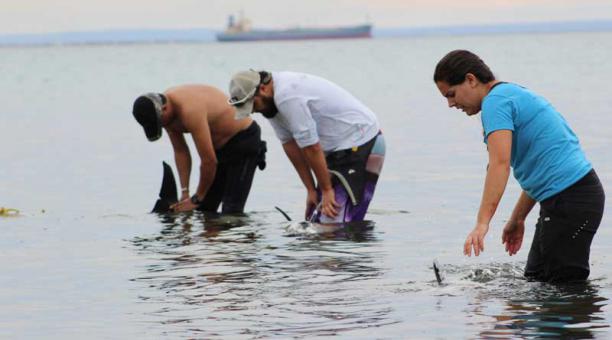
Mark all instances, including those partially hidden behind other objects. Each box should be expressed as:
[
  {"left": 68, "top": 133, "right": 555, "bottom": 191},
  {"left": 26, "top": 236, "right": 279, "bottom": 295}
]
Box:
[{"left": 283, "top": 220, "right": 376, "bottom": 241}]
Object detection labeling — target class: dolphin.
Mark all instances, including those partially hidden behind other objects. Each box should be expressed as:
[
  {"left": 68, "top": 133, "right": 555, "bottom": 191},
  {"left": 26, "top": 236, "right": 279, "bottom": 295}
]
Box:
[
  {"left": 151, "top": 161, "right": 178, "bottom": 213},
  {"left": 433, "top": 259, "right": 445, "bottom": 285}
]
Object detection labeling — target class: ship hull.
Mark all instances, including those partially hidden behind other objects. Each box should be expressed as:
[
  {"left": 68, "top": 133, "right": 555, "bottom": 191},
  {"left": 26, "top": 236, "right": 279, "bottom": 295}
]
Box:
[{"left": 216, "top": 24, "right": 372, "bottom": 42}]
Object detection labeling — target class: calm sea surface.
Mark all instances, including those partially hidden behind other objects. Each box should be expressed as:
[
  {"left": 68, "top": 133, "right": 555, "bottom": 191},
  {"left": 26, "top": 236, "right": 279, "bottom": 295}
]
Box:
[{"left": 1, "top": 32, "right": 612, "bottom": 339}]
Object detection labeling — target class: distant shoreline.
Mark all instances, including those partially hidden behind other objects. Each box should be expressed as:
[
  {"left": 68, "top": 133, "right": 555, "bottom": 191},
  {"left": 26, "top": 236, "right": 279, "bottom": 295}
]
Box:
[{"left": 1, "top": 19, "right": 611, "bottom": 47}]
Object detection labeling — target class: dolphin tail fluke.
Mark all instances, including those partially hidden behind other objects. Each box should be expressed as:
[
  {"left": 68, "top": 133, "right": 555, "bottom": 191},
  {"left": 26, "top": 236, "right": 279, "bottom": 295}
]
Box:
[{"left": 151, "top": 161, "right": 178, "bottom": 213}]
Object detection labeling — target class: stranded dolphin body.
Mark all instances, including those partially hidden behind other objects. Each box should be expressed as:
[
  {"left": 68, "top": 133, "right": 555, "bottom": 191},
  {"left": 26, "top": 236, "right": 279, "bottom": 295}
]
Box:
[{"left": 152, "top": 162, "right": 178, "bottom": 213}]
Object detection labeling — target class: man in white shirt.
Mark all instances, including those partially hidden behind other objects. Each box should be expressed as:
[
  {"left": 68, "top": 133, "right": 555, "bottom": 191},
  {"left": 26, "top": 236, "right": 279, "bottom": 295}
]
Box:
[{"left": 228, "top": 70, "right": 385, "bottom": 223}]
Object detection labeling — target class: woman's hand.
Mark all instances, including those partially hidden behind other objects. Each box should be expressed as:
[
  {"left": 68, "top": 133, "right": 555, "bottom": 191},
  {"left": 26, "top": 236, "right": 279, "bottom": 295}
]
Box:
[
  {"left": 464, "top": 223, "right": 490, "bottom": 256},
  {"left": 502, "top": 219, "right": 525, "bottom": 256}
]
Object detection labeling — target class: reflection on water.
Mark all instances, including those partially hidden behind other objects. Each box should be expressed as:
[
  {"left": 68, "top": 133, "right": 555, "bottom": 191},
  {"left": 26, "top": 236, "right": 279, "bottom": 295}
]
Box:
[
  {"left": 437, "top": 262, "right": 610, "bottom": 338},
  {"left": 130, "top": 212, "right": 397, "bottom": 338},
  {"left": 482, "top": 282, "right": 609, "bottom": 339}
]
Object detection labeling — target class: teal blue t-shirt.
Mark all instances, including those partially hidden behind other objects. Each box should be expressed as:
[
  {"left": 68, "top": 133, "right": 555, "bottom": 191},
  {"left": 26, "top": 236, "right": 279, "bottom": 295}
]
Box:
[{"left": 481, "top": 83, "right": 591, "bottom": 201}]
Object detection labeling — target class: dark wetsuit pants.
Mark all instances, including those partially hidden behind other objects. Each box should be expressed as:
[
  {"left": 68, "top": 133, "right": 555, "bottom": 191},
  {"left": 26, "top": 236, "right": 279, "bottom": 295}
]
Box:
[
  {"left": 525, "top": 169, "right": 605, "bottom": 283},
  {"left": 198, "top": 121, "right": 266, "bottom": 214},
  {"left": 311, "top": 133, "right": 385, "bottom": 223}
]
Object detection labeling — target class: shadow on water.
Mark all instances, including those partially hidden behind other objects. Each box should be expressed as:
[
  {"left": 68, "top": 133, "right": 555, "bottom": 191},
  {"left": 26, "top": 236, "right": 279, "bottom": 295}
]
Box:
[
  {"left": 481, "top": 281, "right": 609, "bottom": 339},
  {"left": 437, "top": 262, "right": 609, "bottom": 338},
  {"left": 129, "top": 211, "right": 397, "bottom": 338},
  {"left": 154, "top": 210, "right": 258, "bottom": 239}
]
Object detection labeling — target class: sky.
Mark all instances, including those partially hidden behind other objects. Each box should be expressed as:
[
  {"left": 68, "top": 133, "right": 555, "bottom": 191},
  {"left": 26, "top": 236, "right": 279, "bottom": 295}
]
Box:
[{"left": 2, "top": 0, "right": 612, "bottom": 35}]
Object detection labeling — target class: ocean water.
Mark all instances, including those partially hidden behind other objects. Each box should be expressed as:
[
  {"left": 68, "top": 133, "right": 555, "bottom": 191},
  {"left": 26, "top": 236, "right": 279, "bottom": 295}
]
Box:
[{"left": 1, "top": 32, "right": 612, "bottom": 339}]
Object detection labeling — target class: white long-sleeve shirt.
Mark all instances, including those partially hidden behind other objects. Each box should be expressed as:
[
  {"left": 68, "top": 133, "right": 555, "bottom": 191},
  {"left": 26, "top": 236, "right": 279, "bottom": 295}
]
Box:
[{"left": 267, "top": 71, "right": 380, "bottom": 152}]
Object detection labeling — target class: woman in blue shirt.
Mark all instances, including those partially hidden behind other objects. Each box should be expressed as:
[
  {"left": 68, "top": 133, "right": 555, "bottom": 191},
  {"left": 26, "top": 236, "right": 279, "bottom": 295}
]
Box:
[{"left": 433, "top": 49, "right": 605, "bottom": 282}]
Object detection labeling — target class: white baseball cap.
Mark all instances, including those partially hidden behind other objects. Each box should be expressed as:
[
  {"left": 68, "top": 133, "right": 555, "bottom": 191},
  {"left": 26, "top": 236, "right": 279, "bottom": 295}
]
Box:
[{"left": 228, "top": 70, "right": 261, "bottom": 120}]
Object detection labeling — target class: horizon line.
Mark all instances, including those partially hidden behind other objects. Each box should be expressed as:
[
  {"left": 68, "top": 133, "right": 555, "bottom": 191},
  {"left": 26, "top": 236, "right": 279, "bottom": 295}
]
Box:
[{"left": 1, "top": 18, "right": 611, "bottom": 46}]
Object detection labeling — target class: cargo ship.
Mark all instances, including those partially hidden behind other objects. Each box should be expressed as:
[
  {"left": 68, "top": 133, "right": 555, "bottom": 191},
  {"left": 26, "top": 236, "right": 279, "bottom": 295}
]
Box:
[{"left": 216, "top": 14, "right": 372, "bottom": 42}]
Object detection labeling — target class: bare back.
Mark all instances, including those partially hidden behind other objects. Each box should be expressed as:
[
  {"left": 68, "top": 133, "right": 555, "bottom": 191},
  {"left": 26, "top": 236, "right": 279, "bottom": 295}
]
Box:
[{"left": 165, "top": 84, "right": 252, "bottom": 149}]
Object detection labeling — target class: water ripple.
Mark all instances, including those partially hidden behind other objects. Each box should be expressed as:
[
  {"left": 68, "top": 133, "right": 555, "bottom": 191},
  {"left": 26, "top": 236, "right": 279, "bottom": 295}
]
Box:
[
  {"left": 433, "top": 261, "right": 610, "bottom": 338},
  {"left": 129, "top": 212, "right": 397, "bottom": 338}
]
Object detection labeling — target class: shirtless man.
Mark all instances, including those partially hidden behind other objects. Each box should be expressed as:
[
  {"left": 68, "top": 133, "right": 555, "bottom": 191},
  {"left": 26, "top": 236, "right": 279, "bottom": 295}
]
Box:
[{"left": 132, "top": 85, "right": 266, "bottom": 213}]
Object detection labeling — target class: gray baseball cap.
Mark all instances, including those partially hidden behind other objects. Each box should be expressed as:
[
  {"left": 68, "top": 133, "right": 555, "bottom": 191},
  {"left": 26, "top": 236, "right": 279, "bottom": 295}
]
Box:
[{"left": 228, "top": 70, "right": 261, "bottom": 120}]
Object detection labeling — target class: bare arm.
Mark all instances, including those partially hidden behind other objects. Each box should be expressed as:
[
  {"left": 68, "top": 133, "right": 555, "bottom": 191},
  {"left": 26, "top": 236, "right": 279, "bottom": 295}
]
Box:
[
  {"left": 477, "top": 130, "right": 512, "bottom": 225},
  {"left": 282, "top": 139, "right": 316, "bottom": 191},
  {"left": 509, "top": 191, "right": 536, "bottom": 223},
  {"left": 167, "top": 129, "right": 192, "bottom": 200},
  {"left": 502, "top": 190, "right": 536, "bottom": 256},
  {"left": 301, "top": 142, "right": 339, "bottom": 218},
  {"left": 465, "top": 130, "right": 512, "bottom": 256},
  {"left": 170, "top": 111, "right": 217, "bottom": 212},
  {"left": 189, "top": 116, "right": 217, "bottom": 201},
  {"left": 300, "top": 143, "right": 333, "bottom": 192},
  {"left": 282, "top": 140, "right": 339, "bottom": 218},
  {"left": 283, "top": 140, "right": 319, "bottom": 218}
]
